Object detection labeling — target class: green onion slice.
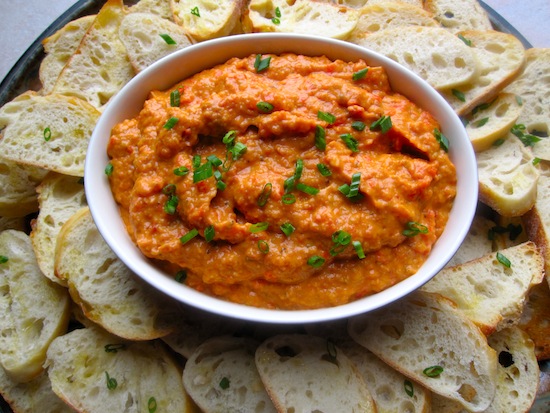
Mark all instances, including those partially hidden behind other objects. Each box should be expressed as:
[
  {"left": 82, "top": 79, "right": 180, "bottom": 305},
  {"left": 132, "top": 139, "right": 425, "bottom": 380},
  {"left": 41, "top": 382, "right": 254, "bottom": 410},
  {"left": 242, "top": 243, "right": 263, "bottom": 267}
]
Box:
[
  {"left": 457, "top": 34, "right": 472, "bottom": 46},
  {"left": 316, "top": 163, "right": 332, "bottom": 176},
  {"left": 404, "top": 380, "right": 414, "bottom": 397},
  {"left": 105, "top": 372, "right": 117, "bottom": 390},
  {"left": 193, "top": 161, "right": 213, "bottom": 183},
  {"left": 160, "top": 33, "right": 176, "bottom": 45},
  {"left": 352, "top": 68, "right": 369, "bottom": 81},
  {"left": 282, "top": 193, "right": 296, "bottom": 204},
  {"left": 104, "top": 163, "right": 114, "bottom": 176},
  {"left": 257, "top": 240, "right": 269, "bottom": 254},
  {"left": 452, "top": 89, "right": 466, "bottom": 102},
  {"left": 351, "top": 120, "right": 366, "bottom": 131},
  {"left": 280, "top": 222, "right": 295, "bottom": 236},
  {"left": 163, "top": 117, "right": 179, "bottom": 130},
  {"left": 257, "top": 101, "right": 274, "bottom": 113},
  {"left": 222, "top": 130, "right": 237, "bottom": 145},
  {"left": 370, "top": 115, "right": 392, "bottom": 133},
  {"left": 164, "top": 195, "right": 179, "bottom": 215},
  {"left": 402, "top": 221, "right": 429, "bottom": 237},
  {"left": 315, "top": 125, "right": 326, "bottom": 151},
  {"left": 254, "top": 54, "right": 271, "bottom": 72},
  {"left": 175, "top": 270, "right": 187, "bottom": 282},
  {"left": 423, "top": 365, "right": 444, "bottom": 377},
  {"left": 348, "top": 173, "right": 361, "bottom": 198},
  {"left": 317, "top": 110, "right": 336, "bottom": 124},
  {"left": 43, "top": 127, "right": 52, "bottom": 141},
  {"left": 257, "top": 183, "right": 273, "bottom": 207},
  {"left": 148, "top": 396, "right": 158, "bottom": 413},
  {"left": 250, "top": 222, "right": 269, "bottom": 233},
  {"left": 475, "top": 117, "right": 490, "bottom": 127},
  {"left": 296, "top": 182, "right": 319, "bottom": 195},
  {"left": 204, "top": 225, "right": 215, "bottom": 242},
  {"left": 191, "top": 6, "right": 200, "bottom": 16},
  {"left": 0, "top": 256, "right": 8, "bottom": 264},
  {"left": 496, "top": 252, "right": 511, "bottom": 268},
  {"left": 434, "top": 128, "right": 449, "bottom": 152},
  {"left": 104, "top": 343, "right": 126, "bottom": 353},
  {"left": 219, "top": 377, "right": 230, "bottom": 390},
  {"left": 307, "top": 255, "right": 325, "bottom": 268},
  {"left": 180, "top": 229, "right": 199, "bottom": 244},
  {"left": 340, "top": 133, "right": 359, "bottom": 152},
  {"left": 352, "top": 240, "right": 366, "bottom": 259},
  {"left": 174, "top": 166, "right": 189, "bottom": 176},
  {"left": 170, "top": 89, "right": 181, "bottom": 107},
  {"left": 162, "top": 184, "right": 176, "bottom": 195}
]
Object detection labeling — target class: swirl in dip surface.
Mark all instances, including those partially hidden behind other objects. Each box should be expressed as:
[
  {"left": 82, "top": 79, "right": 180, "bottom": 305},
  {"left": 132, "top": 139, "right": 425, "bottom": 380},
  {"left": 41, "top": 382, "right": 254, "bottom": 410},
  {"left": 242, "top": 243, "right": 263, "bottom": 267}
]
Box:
[{"left": 107, "top": 53, "right": 457, "bottom": 310}]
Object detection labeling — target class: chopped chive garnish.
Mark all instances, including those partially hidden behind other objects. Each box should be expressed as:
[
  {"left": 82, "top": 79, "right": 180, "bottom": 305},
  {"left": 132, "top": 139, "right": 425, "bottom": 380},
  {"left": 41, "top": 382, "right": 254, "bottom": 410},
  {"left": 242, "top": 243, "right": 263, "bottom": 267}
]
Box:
[
  {"left": 340, "top": 133, "right": 359, "bottom": 152},
  {"left": 404, "top": 380, "right": 414, "bottom": 397},
  {"left": 511, "top": 124, "right": 541, "bottom": 147},
  {"left": 207, "top": 154, "right": 223, "bottom": 167},
  {"left": 271, "top": 17, "right": 280, "bottom": 24},
  {"left": 352, "top": 68, "right": 369, "bottom": 81},
  {"left": 257, "top": 183, "right": 273, "bottom": 207},
  {"left": 222, "top": 130, "right": 237, "bottom": 145},
  {"left": 330, "top": 230, "right": 352, "bottom": 256},
  {"left": 148, "top": 396, "right": 157, "bottom": 413},
  {"left": 43, "top": 127, "right": 52, "bottom": 141},
  {"left": 348, "top": 173, "right": 361, "bottom": 198},
  {"left": 294, "top": 159, "right": 304, "bottom": 180},
  {"left": 496, "top": 252, "right": 511, "bottom": 268},
  {"left": 250, "top": 222, "right": 269, "bottom": 233},
  {"left": 402, "top": 221, "right": 429, "bottom": 237},
  {"left": 280, "top": 222, "right": 295, "bottom": 236},
  {"left": 352, "top": 240, "right": 366, "bottom": 259},
  {"left": 275, "top": 6, "right": 281, "bottom": 17},
  {"left": 257, "top": 240, "right": 269, "bottom": 254},
  {"left": 452, "top": 89, "right": 466, "bottom": 102},
  {"left": 164, "top": 195, "right": 179, "bottom": 215},
  {"left": 104, "top": 163, "right": 114, "bottom": 176},
  {"left": 170, "top": 89, "right": 180, "bottom": 107},
  {"left": 282, "top": 193, "right": 296, "bottom": 204},
  {"left": 254, "top": 54, "right": 272, "bottom": 72},
  {"left": 296, "top": 182, "right": 319, "bottom": 195},
  {"left": 174, "top": 166, "right": 189, "bottom": 176},
  {"left": 423, "top": 365, "right": 443, "bottom": 378},
  {"left": 175, "top": 270, "right": 187, "bottom": 282},
  {"left": 457, "top": 34, "right": 472, "bottom": 46},
  {"left": 338, "top": 183, "right": 364, "bottom": 202},
  {"left": 105, "top": 372, "right": 117, "bottom": 390},
  {"left": 475, "top": 117, "right": 489, "bottom": 127},
  {"left": 257, "top": 101, "right": 274, "bottom": 113},
  {"left": 190, "top": 6, "right": 200, "bottom": 17},
  {"left": 193, "top": 161, "right": 213, "bottom": 183},
  {"left": 434, "top": 128, "right": 449, "bottom": 152},
  {"left": 192, "top": 155, "right": 201, "bottom": 169},
  {"left": 370, "top": 115, "right": 392, "bottom": 133},
  {"left": 162, "top": 184, "right": 176, "bottom": 195},
  {"left": 160, "top": 33, "right": 176, "bottom": 45},
  {"left": 351, "top": 121, "right": 366, "bottom": 131},
  {"left": 180, "top": 228, "right": 199, "bottom": 244},
  {"left": 316, "top": 163, "right": 332, "bottom": 176},
  {"left": 163, "top": 117, "right": 179, "bottom": 130},
  {"left": 317, "top": 110, "right": 336, "bottom": 124},
  {"left": 315, "top": 125, "right": 326, "bottom": 151},
  {"left": 204, "top": 225, "right": 215, "bottom": 242},
  {"left": 307, "top": 255, "right": 325, "bottom": 268}
]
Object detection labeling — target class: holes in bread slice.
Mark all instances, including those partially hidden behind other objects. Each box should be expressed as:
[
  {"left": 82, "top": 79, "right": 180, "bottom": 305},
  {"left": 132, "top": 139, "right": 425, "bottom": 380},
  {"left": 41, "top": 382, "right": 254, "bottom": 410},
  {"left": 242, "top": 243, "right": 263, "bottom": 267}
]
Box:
[{"left": 379, "top": 320, "right": 404, "bottom": 340}]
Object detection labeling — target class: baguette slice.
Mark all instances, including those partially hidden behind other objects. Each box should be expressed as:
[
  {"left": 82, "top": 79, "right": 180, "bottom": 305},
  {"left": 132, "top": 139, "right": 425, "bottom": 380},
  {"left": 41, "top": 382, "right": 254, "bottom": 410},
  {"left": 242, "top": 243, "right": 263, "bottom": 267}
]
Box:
[
  {"left": 244, "top": 0, "right": 360, "bottom": 39},
  {"left": 183, "top": 336, "right": 277, "bottom": 413},
  {"left": 39, "top": 15, "right": 95, "bottom": 94},
  {"left": 0, "top": 368, "right": 74, "bottom": 413},
  {"left": 339, "top": 338, "right": 432, "bottom": 413},
  {"left": 256, "top": 334, "right": 376, "bottom": 413},
  {"left": 523, "top": 160, "right": 550, "bottom": 276},
  {"left": 422, "top": 241, "right": 545, "bottom": 335},
  {"left": 171, "top": 0, "right": 244, "bottom": 41},
  {"left": 55, "top": 207, "right": 180, "bottom": 341},
  {"left": 440, "top": 30, "right": 526, "bottom": 116},
  {"left": 464, "top": 93, "right": 524, "bottom": 152},
  {"left": 119, "top": 12, "right": 193, "bottom": 73},
  {"left": 129, "top": 0, "right": 174, "bottom": 20},
  {"left": 348, "top": 291, "right": 498, "bottom": 412},
  {"left": 350, "top": 26, "right": 478, "bottom": 90},
  {"left": 0, "top": 230, "right": 70, "bottom": 383},
  {"left": 445, "top": 214, "right": 496, "bottom": 268},
  {"left": 476, "top": 134, "right": 540, "bottom": 217},
  {"left": 52, "top": 0, "right": 135, "bottom": 109},
  {"left": 347, "top": 1, "right": 438, "bottom": 43},
  {"left": 0, "top": 217, "right": 26, "bottom": 232},
  {"left": 424, "top": 0, "right": 492, "bottom": 32},
  {"left": 46, "top": 326, "right": 190, "bottom": 412},
  {"left": 519, "top": 282, "right": 550, "bottom": 361},
  {"left": 504, "top": 48, "right": 550, "bottom": 161},
  {"left": 0, "top": 91, "right": 100, "bottom": 177},
  {"left": 30, "top": 173, "right": 87, "bottom": 285},
  {"left": 0, "top": 157, "right": 47, "bottom": 218}
]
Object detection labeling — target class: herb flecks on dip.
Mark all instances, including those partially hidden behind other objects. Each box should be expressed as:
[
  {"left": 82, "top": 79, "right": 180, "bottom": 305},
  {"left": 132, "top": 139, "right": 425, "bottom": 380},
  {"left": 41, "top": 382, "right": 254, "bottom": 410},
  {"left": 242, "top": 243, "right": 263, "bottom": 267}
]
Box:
[{"left": 107, "top": 53, "right": 457, "bottom": 310}]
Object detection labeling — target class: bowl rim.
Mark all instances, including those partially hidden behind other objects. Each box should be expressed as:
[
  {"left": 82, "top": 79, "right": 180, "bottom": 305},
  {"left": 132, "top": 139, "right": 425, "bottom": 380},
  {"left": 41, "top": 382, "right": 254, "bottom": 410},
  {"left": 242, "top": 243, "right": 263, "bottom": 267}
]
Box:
[{"left": 85, "top": 32, "right": 478, "bottom": 324}]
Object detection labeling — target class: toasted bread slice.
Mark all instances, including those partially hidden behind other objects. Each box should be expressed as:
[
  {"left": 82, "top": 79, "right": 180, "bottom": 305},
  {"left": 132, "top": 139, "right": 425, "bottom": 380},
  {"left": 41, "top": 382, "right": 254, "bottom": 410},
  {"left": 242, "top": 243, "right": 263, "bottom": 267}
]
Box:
[
  {"left": 39, "top": 15, "right": 95, "bottom": 94},
  {"left": 348, "top": 291, "right": 498, "bottom": 412},
  {"left": 464, "top": 93, "right": 524, "bottom": 152},
  {"left": 129, "top": 0, "right": 174, "bottom": 20},
  {"left": 30, "top": 173, "right": 87, "bottom": 285},
  {"left": 440, "top": 30, "right": 526, "bottom": 116},
  {"left": 171, "top": 0, "right": 244, "bottom": 41},
  {"left": 0, "top": 157, "right": 47, "bottom": 218},
  {"left": 54, "top": 207, "right": 179, "bottom": 341},
  {"left": 256, "top": 334, "right": 376, "bottom": 412},
  {"left": 504, "top": 48, "right": 550, "bottom": 161},
  {"left": 350, "top": 26, "right": 478, "bottom": 90},
  {"left": 347, "top": 1, "right": 438, "bottom": 42},
  {"left": 445, "top": 214, "right": 496, "bottom": 268},
  {"left": 368, "top": 0, "right": 423, "bottom": 6},
  {"left": 119, "top": 12, "right": 193, "bottom": 73},
  {"left": 422, "top": 241, "right": 545, "bottom": 335},
  {"left": 46, "top": 326, "right": 191, "bottom": 412},
  {"left": 424, "top": 0, "right": 492, "bottom": 32},
  {"left": 244, "top": 0, "right": 360, "bottom": 39},
  {"left": 339, "top": 338, "right": 432, "bottom": 413},
  {"left": 52, "top": 0, "right": 135, "bottom": 109},
  {"left": 0, "top": 91, "right": 100, "bottom": 177},
  {"left": 183, "top": 336, "right": 277, "bottom": 413},
  {"left": 523, "top": 160, "right": 550, "bottom": 276},
  {"left": 0, "top": 230, "right": 70, "bottom": 383},
  {"left": 476, "top": 134, "right": 540, "bottom": 217},
  {"left": 0, "top": 368, "right": 74, "bottom": 413},
  {"left": 0, "top": 217, "right": 26, "bottom": 232},
  {"left": 519, "top": 281, "right": 550, "bottom": 361}
]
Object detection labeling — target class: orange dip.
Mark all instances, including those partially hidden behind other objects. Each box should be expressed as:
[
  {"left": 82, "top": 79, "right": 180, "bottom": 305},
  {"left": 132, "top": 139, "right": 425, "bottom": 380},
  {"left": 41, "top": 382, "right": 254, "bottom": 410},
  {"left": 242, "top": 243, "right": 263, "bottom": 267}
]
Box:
[{"left": 107, "top": 54, "right": 456, "bottom": 310}]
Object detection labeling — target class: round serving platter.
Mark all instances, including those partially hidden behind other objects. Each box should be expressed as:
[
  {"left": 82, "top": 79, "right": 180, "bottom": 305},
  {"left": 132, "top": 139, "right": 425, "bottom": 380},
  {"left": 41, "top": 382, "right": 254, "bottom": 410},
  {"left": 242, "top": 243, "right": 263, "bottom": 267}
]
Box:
[{"left": 0, "top": 1, "right": 547, "bottom": 412}]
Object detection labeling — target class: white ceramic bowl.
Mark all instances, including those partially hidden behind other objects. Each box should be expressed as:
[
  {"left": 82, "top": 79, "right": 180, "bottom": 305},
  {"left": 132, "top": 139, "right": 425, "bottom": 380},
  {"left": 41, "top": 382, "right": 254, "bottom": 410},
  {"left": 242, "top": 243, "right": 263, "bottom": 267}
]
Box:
[{"left": 85, "top": 33, "right": 477, "bottom": 324}]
